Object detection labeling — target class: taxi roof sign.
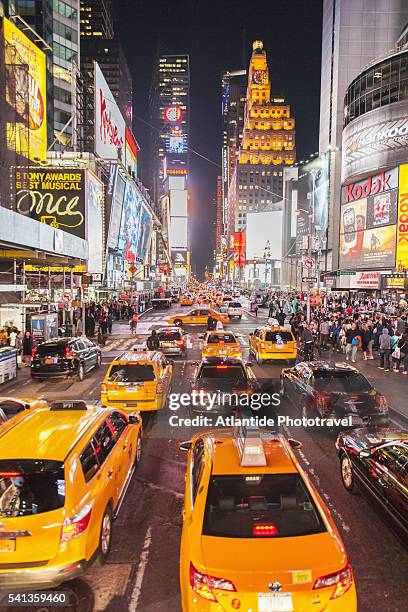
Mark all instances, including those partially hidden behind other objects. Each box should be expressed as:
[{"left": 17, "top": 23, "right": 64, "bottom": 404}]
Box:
[{"left": 234, "top": 422, "right": 267, "bottom": 467}]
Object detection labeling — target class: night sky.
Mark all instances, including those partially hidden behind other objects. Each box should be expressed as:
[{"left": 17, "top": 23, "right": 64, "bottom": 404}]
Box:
[{"left": 114, "top": 0, "right": 323, "bottom": 277}]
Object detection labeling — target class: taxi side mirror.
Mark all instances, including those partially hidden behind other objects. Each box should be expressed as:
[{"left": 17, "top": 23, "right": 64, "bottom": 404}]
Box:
[
  {"left": 249, "top": 332, "right": 253, "bottom": 336},
  {"left": 167, "top": 359, "right": 175, "bottom": 365},
  {"left": 288, "top": 438, "right": 302, "bottom": 450},
  {"left": 128, "top": 414, "right": 141, "bottom": 425},
  {"left": 179, "top": 441, "right": 192, "bottom": 452},
  {"left": 246, "top": 362, "right": 253, "bottom": 367}
]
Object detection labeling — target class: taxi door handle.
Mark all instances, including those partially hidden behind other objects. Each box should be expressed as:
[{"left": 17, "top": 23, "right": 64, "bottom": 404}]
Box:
[
  {"left": 107, "top": 469, "right": 113, "bottom": 479},
  {"left": 123, "top": 443, "right": 127, "bottom": 450}
]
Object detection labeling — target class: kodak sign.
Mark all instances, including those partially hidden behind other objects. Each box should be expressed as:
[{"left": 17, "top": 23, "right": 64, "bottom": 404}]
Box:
[{"left": 397, "top": 164, "right": 408, "bottom": 270}]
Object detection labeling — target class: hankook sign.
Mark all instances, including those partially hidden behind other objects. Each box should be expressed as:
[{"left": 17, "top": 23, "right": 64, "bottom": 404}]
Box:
[{"left": 342, "top": 101, "right": 408, "bottom": 182}]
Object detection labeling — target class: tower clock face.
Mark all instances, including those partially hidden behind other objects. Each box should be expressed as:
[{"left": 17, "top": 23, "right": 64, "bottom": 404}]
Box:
[{"left": 253, "top": 70, "right": 267, "bottom": 84}]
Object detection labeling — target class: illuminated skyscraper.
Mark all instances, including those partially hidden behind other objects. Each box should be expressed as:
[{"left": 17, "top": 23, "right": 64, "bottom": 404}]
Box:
[
  {"left": 80, "top": 0, "right": 113, "bottom": 38},
  {"left": 227, "top": 41, "right": 296, "bottom": 237}
]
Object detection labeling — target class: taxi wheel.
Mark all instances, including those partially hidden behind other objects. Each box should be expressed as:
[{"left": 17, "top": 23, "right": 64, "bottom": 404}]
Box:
[
  {"left": 134, "top": 433, "right": 142, "bottom": 466},
  {"left": 341, "top": 454, "right": 358, "bottom": 494},
  {"left": 98, "top": 506, "right": 113, "bottom": 563},
  {"left": 256, "top": 352, "right": 263, "bottom": 365},
  {"left": 174, "top": 319, "right": 183, "bottom": 327},
  {"left": 96, "top": 353, "right": 102, "bottom": 368},
  {"left": 77, "top": 363, "right": 85, "bottom": 382}
]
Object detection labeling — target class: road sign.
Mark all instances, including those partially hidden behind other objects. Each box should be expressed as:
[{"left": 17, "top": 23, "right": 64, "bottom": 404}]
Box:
[
  {"left": 302, "top": 276, "right": 317, "bottom": 283},
  {"left": 303, "top": 257, "right": 315, "bottom": 269}
]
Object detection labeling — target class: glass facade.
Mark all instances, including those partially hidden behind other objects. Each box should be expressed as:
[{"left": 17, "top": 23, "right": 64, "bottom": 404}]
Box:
[{"left": 344, "top": 51, "right": 408, "bottom": 126}]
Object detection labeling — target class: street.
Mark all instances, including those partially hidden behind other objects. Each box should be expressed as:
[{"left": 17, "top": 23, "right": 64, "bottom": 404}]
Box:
[{"left": 1, "top": 302, "right": 407, "bottom": 612}]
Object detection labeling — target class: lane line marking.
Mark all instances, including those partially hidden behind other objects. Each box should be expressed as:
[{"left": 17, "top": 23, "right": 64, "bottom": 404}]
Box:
[{"left": 128, "top": 525, "right": 153, "bottom": 612}]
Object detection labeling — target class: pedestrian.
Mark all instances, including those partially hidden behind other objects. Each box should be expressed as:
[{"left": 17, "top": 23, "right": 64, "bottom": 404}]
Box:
[
  {"left": 399, "top": 333, "right": 408, "bottom": 375},
  {"left": 9, "top": 328, "right": 17, "bottom": 348},
  {"left": 22, "top": 331, "right": 34, "bottom": 367},
  {"left": 391, "top": 330, "right": 402, "bottom": 372},
  {"left": 360, "top": 323, "right": 373, "bottom": 360},
  {"left": 345, "top": 323, "right": 360, "bottom": 362},
  {"left": 75, "top": 315, "right": 83, "bottom": 337},
  {"left": 98, "top": 316, "right": 108, "bottom": 345},
  {"left": 146, "top": 329, "right": 160, "bottom": 350},
  {"left": 378, "top": 328, "right": 391, "bottom": 371},
  {"left": 207, "top": 314, "right": 216, "bottom": 331},
  {"left": 130, "top": 312, "right": 138, "bottom": 335},
  {"left": 320, "top": 318, "right": 330, "bottom": 350},
  {"left": 107, "top": 312, "right": 113, "bottom": 335},
  {"left": 254, "top": 304, "right": 258, "bottom": 317}
]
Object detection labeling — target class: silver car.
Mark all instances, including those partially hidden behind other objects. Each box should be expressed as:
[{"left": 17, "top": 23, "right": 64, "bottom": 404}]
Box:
[{"left": 156, "top": 327, "right": 187, "bottom": 356}]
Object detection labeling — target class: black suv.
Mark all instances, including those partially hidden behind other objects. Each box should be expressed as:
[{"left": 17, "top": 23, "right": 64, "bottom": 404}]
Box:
[{"left": 31, "top": 337, "right": 101, "bottom": 382}]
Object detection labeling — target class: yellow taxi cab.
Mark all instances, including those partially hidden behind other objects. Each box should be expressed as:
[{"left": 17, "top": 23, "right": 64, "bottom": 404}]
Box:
[
  {"left": 249, "top": 326, "right": 297, "bottom": 365},
  {"left": 0, "top": 396, "right": 49, "bottom": 426},
  {"left": 101, "top": 350, "right": 173, "bottom": 411},
  {"left": 201, "top": 331, "right": 242, "bottom": 359},
  {"left": 0, "top": 400, "right": 142, "bottom": 589},
  {"left": 180, "top": 295, "right": 194, "bottom": 307},
  {"left": 167, "top": 308, "right": 229, "bottom": 328},
  {"left": 179, "top": 427, "right": 357, "bottom": 611}
]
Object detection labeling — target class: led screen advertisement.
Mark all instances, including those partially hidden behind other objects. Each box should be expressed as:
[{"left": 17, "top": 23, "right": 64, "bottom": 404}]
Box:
[
  {"left": 339, "top": 167, "right": 399, "bottom": 270},
  {"left": 86, "top": 172, "right": 104, "bottom": 274},
  {"left": 397, "top": 164, "right": 408, "bottom": 271},
  {"left": 94, "top": 62, "right": 126, "bottom": 160},
  {"left": 233, "top": 232, "right": 246, "bottom": 266},
  {"left": 3, "top": 17, "right": 47, "bottom": 162},
  {"left": 246, "top": 211, "right": 283, "bottom": 260},
  {"left": 13, "top": 168, "right": 86, "bottom": 238},
  {"left": 119, "top": 180, "right": 142, "bottom": 262},
  {"left": 170, "top": 217, "right": 188, "bottom": 249},
  {"left": 170, "top": 190, "right": 188, "bottom": 216},
  {"left": 137, "top": 204, "right": 153, "bottom": 263},
  {"left": 295, "top": 153, "right": 329, "bottom": 253},
  {"left": 107, "top": 169, "right": 125, "bottom": 250}
]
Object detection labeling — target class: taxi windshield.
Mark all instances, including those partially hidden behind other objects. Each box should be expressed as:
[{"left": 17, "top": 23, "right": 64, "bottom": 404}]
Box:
[
  {"left": 207, "top": 334, "right": 236, "bottom": 344},
  {"left": 203, "top": 474, "right": 326, "bottom": 538},
  {"left": 108, "top": 364, "right": 156, "bottom": 382},
  {"left": 0, "top": 460, "right": 65, "bottom": 517}
]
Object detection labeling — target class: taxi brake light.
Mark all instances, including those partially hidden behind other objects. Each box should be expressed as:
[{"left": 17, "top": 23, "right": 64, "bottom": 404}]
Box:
[
  {"left": 314, "top": 564, "right": 353, "bottom": 599},
  {"left": 216, "top": 365, "right": 228, "bottom": 369},
  {"left": 32, "top": 347, "right": 38, "bottom": 358},
  {"left": 253, "top": 523, "right": 279, "bottom": 537},
  {"left": 65, "top": 346, "right": 74, "bottom": 358},
  {"left": 0, "top": 471, "right": 22, "bottom": 478},
  {"left": 101, "top": 383, "right": 107, "bottom": 394},
  {"left": 189, "top": 562, "right": 236, "bottom": 601},
  {"left": 61, "top": 504, "right": 92, "bottom": 542}
]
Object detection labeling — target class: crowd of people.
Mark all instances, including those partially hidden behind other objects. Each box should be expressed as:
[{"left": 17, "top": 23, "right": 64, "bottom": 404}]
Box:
[
  {"left": 0, "top": 324, "right": 36, "bottom": 366},
  {"left": 264, "top": 292, "right": 408, "bottom": 374}
]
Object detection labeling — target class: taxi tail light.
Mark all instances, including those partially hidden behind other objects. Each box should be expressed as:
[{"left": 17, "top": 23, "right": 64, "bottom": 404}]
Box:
[
  {"left": 253, "top": 523, "right": 279, "bottom": 537},
  {"left": 61, "top": 504, "right": 92, "bottom": 542},
  {"left": 177, "top": 339, "right": 185, "bottom": 347},
  {"left": 375, "top": 393, "right": 388, "bottom": 413},
  {"left": 101, "top": 383, "right": 107, "bottom": 394},
  {"left": 313, "top": 564, "right": 353, "bottom": 599},
  {"left": 260, "top": 342, "right": 265, "bottom": 349},
  {"left": 189, "top": 562, "right": 236, "bottom": 601},
  {"left": 316, "top": 391, "right": 331, "bottom": 413},
  {"left": 65, "top": 346, "right": 74, "bottom": 359},
  {"left": 0, "top": 471, "right": 22, "bottom": 478},
  {"left": 31, "top": 347, "right": 38, "bottom": 358}
]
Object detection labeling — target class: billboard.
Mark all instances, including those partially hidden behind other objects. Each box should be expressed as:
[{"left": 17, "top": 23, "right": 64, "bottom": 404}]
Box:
[
  {"left": 170, "top": 217, "right": 188, "bottom": 249},
  {"left": 170, "top": 190, "right": 188, "bottom": 216},
  {"left": 339, "top": 168, "right": 399, "bottom": 270},
  {"left": 14, "top": 168, "right": 86, "bottom": 238},
  {"left": 246, "top": 211, "right": 283, "bottom": 260},
  {"left": 86, "top": 172, "right": 104, "bottom": 274},
  {"left": 3, "top": 17, "right": 47, "bottom": 161},
  {"left": 295, "top": 153, "right": 329, "bottom": 253},
  {"left": 171, "top": 249, "right": 188, "bottom": 267},
  {"left": 119, "top": 180, "right": 142, "bottom": 262},
  {"left": 107, "top": 169, "right": 125, "bottom": 250},
  {"left": 342, "top": 102, "right": 408, "bottom": 182},
  {"left": 233, "top": 231, "right": 246, "bottom": 266},
  {"left": 397, "top": 164, "right": 408, "bottom": 271},
  {"left": 125, "top": 127, "right": 138, "bottom": 177},
  {"left": 137, "top": 204, "right": 153, "bottom": 263},
  {"left": 94, "top": 62, "right": 126, "bottom": 160}
]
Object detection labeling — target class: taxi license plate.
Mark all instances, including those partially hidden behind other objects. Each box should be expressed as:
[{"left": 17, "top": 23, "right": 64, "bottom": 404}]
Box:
[
  {"left": 258, "top": 592, "right": 293, "bottom": 612},
  {"left": 126, "top": 386, "right": 138, "bottom": 392},
  {"left": 0, "top": 540, "right": 16, "bottom": 552},
  {"left": 45, "top": 357, "right": 58, "bottom": 364},
  {"left": 219, "top": 350, "right": 226, "bottom": 354}
]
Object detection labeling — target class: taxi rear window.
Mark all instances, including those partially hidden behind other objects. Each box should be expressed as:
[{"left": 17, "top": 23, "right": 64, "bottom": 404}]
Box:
[
  {"left": 265, "top": 331, "right": 293, "bottom": 342},
  {"left": 108, "top": 364, "right": 156, "bottom": 382},
  {"left": 197, "top": 365, "right": 247, "bottom": 385},
  {"left": 157, "top": 331, "right": 181, "bottom": 341},
  {"left": 0, "top": 460, "right": 65, "bottom": 517},
  {"left": 37, "top": 343, "right": 66, "bottom": 356},
  {"left": 203, "top": 474, "right": 326, "bottom": 538},
  {"left": 207, "top": 334, "right": 236, "bottom": 344}
]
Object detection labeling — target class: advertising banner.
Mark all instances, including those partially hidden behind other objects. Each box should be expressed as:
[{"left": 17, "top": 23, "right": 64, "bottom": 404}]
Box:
[
  {"left": 171, "top": 249, "right": 188, "bottom": 267},
  {"left": 295, "top": 153, "right": 329, "bottom": 252},
  {"left": 94, "top": 62, "right": 126, "bottom": 160},
  {"left": 137, "top": 204, "right": 153, "bottom": 263},
  {"left": 107, "top": 169, "right": 125, "bottom": 250},
  {"left": 233, "top": 231, "right": 246, "bottom": 267},
  {"left": 339, "top": 167, "right": 399, "bottom": 270},
  {"left": 397, "top": 164, "right": 408, "bottom": 271},
  {"left": 14, "top": 168, "right": 86, "bottom": 238},
  {"left": 170, "top": 217, "right": 188, "bottom": 249},
  {"left": 86, "top": 172, "right": 104, "bottom": 274},
  {"left": 246, "top": 211, "right": 283, "bottom": 260},
  {"left": 3, "top": 17, "right": 47, "bottom": 162},
  {"left": 119, "top": 180, "right": 142, "bottom": 262},
  {"left": 125, "top": 127, "right": 139, "bottom": 177}
]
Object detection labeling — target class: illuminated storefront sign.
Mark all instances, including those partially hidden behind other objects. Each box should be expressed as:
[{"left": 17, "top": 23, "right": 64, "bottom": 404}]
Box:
[
  {"left": 397, "top": 163, "right": 408, "bottom": 271},
  {"left": 166, "top": 168, "right": 188, "bottom": 176},
  {"left": 3, "top": 17, "right": 47, "bottom": 162},
  {"left": 382, "top": 274, "right": 407, "bottom": 290},
  {"left": 343, "top": 170, "right": 397, "bottom": 203},
  {"left": 13, "top": 168, "right": 86, "bottom": 238},
  {"left": 233, "top": 231, "right": 246, "bottom": 267}
]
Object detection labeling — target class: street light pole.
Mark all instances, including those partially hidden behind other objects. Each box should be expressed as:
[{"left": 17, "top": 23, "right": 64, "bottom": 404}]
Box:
[{"left": 306, "top": 170, "right": 316, "bottom": 324}]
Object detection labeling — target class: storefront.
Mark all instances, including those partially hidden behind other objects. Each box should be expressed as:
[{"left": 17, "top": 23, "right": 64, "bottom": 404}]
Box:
[{"left": 381, "top": 273, "right": 408, "bottom": 300}]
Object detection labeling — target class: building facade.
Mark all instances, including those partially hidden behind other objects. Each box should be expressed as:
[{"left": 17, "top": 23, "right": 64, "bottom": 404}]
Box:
[
  {"left": 227, "top": 41, "right": 296, "bottom": 239},
  {"left": 319, "top": 0, "right": 408, "bottom": 272},
  {"left": 80, "top": 0, "right": 113, "bottom": 39}
]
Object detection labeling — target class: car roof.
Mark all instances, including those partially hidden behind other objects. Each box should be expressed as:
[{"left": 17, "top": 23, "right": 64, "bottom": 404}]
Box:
[
  {"left": 39, "top": 337, "right": 71, "bottom": 344},
  {"left": 0, "top": 406, "right": 106, "bottom": 461},
  {"left": 114, "top": 350, "right": 161, "bottom": 363},
  {"left": 200, "top": 356, "right": 244, "bottom": 366},
  {"left": 302, "top": 361, "right": 359, "bottom": 374},
  {"left": 157, "top": 326, "right": 182, "bottom": 333},
  {"left": 258, "top": 326, "right": 292, "bottom": 333},
  {"left": 0, "top": 396, "right": 46, "bottom": 405},
  {"left": 205, "top": 431, "right": 298, "bottom": 475}
]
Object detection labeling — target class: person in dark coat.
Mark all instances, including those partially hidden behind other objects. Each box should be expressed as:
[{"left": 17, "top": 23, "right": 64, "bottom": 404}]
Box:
[{"left": 22, "top": 331, "right": 34, "bottom": 366}]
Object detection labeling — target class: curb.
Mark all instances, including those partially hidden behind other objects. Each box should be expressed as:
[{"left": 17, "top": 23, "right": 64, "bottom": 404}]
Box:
[{"left": 389, "top": 407, "right": 408, "bottom": 427}]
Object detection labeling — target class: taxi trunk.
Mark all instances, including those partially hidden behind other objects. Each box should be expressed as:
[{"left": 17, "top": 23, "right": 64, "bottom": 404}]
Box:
[
  {"left": 194, "top": 534, "right": 352, "bottom": 611},
  {"left": 103, "top": 362, "right": 160, "bottom": 410}
]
